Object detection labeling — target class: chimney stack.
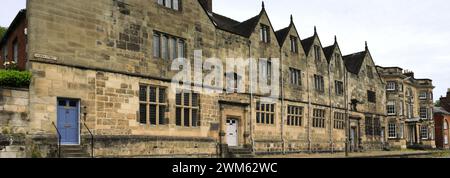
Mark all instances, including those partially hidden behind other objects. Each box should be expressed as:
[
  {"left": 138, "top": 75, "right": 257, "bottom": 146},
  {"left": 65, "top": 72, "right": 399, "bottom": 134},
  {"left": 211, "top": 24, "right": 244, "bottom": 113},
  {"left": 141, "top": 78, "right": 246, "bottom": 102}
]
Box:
[{"left": 200, "top": 0, "right": 213, "bottom": 12}]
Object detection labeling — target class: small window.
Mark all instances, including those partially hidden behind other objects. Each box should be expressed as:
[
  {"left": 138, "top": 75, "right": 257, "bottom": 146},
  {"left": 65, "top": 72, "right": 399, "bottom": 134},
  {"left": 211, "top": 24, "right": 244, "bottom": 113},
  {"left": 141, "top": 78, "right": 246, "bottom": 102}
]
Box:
[
  {"left": 444, "top": 121, "right": 448, "bottom": 130},
  {"left": 314, "top": 75, "right": 324, "bottom": 92},
  {"left": 260, "top": 24, "right": 270, "bottom": 43},
  {"left": 335, "top": 81, "right": 344, "bottom": 96},
  {"left": 387, "top": 102, "right": 396, "bottom": 115},
  {"left": 260, "top": 59, "right": 272, "bottom": 84},
  {"left": 421, "top": 126, "right": 428, "bottom": 139},
  {"left": 176, "top": 91, "right": 200, "bottom": 127},
  {"left": 388, "top": 123, "right": 397, "bottom": 139},
  {"left": 387, "top": 81, "right": 396, "bottom": 91},
  {"left": 287, "top": 106, "right": 303, "bottom": 126},
  {"left": 314, "top": 45, "right": 321, "bottom": 61},
  {"left": 419, "top": 92, "right": 427, "bottom": 100},
  {"left": 445, "top": 135, "right": 449, "bottom": 145},
  {"left": 13, "top": 39, "right": 18, "bottom": 63},
  {"left": 290, "top": 36, "right": 298, "bottom": 53},
  {"left": 256, "top": 102, "right": 275, "bottom": 125},
  {"left": 157, "top": 0, "right": 180, "bottom": 11},
  {"left": 333, "top": 112, "right": 345, "bottom": 130},
  {"left": 313, "top": 109, "right": 326, "bottom": 128},
  {"left": 289, "top": 68, "right": 301, "bottom": 86},
  {"left": 367, "top": 90, "right": 376, "bottom": 103},
  {"left": 153, "top": 31, "right": 186, "bottom": 59},
  {"left": 139, "top": 85, "right": 168, "bottom": 125},
  {"left": 420, "top": 107, "right": 428, "bottom": 119}
]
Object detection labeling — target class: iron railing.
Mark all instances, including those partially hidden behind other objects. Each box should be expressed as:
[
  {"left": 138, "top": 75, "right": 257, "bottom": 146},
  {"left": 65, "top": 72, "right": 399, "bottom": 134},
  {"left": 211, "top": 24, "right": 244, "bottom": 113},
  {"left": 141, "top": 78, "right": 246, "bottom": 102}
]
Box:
[
  {"left": 82, "top": 121, "right": 94, "bottom": 158},
  {"left": 52, "top": 122, "right": 61, "bottom": 158}
]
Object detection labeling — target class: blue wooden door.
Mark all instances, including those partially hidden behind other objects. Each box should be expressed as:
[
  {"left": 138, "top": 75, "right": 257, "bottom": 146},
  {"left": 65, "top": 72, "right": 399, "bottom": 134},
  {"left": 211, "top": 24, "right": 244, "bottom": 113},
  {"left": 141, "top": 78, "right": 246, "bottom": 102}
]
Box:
[{"left": 57, "top": 99, "right": 80, "bottom": 145}]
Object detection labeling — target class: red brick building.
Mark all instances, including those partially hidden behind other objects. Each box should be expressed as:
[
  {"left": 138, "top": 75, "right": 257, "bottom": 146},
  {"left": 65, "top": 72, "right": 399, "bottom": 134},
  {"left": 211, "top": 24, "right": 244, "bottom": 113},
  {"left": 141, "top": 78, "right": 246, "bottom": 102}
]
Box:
[
  {"left": 434, "top": 89, "right": 450, "bottom": 149},
  {"left": 0, "top": 9, "right": 27, "bottom": 70}
]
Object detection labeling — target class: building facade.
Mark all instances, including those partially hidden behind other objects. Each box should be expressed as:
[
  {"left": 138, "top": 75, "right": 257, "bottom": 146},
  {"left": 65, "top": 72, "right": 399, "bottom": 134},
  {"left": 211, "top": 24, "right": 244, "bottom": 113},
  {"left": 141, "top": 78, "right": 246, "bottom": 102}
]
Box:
[
  {"left": 434, "top": 89, "right": 450, "bottom": 149},
  {"left": 0, "top": 9, "right": 27, "bottom": 70},
  {"left": 377, "top": 67, "right": 435, "bottom": 149},
  {"left": 0, "top": 0, "right": 435, "bottom": 157}
]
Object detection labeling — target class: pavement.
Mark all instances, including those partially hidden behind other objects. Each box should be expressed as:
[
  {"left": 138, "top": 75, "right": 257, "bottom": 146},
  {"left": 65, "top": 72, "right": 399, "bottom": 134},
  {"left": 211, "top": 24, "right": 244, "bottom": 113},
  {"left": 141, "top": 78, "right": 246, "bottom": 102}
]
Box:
[{"left": 258, "top": 150, "right": 450, "bottom": 158}]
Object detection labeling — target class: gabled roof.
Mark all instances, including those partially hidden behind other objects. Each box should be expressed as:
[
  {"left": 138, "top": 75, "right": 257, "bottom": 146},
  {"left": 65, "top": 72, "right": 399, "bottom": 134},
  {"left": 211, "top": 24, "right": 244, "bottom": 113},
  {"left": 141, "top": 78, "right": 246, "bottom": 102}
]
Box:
[
  {"left": 323, "top": 37, "right": 342, "bottom": 63},
  {"left": 199, "top": 0, "right": 264, "bottom": 38},
  {"left": 343, "top": 51, "right": 367, "bottom": 75},
  {"left": 275, "top": 26, "right": 290, "bottom": 46},
  {"left": 434, "top": 107, "right": 450, "bottom": 115},
  {"left": 300, "top": 35, "right": 315, "bottom": 54},
  {"left": 323, "top": 45, "right": 335, "bottom": 61},
  {"left": 0, "top": 9, "right": 26, "bottom": 46}
]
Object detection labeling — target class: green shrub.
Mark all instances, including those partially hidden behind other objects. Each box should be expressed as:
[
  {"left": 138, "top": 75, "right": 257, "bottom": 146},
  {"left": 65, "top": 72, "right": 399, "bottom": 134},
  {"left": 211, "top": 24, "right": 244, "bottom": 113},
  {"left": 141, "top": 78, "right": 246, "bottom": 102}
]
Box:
[{"left": 0, "top": 69, "right": 32, "bottom": 88}]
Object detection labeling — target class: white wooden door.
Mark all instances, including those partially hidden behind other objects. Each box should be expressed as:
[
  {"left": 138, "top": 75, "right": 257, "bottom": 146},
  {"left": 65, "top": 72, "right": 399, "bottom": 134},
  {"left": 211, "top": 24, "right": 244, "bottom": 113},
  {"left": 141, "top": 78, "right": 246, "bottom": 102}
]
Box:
[{"left": 226, "top": 119, "right": 238, "bottom": 147}]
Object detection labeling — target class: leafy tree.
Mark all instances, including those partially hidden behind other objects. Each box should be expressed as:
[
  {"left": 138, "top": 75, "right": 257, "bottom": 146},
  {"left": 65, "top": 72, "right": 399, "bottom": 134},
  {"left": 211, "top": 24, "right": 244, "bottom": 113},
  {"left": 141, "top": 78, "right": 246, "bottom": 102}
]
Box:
[
  {"left": 435, "top": 100, "right": 441, "bottom": 107},
  {"left": 0, "top": 26, "right": 7, "bottom": 39}
]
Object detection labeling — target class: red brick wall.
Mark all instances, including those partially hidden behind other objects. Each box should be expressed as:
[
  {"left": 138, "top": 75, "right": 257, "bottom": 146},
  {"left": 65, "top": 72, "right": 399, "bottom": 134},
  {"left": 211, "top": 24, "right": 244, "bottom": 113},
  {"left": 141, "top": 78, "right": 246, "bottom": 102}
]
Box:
[
  {"left": 0, "top": 15, "right": 27, "bottom": 70},
  {"left": 434, "top": 114, "right": 450, "bottom": 149}
]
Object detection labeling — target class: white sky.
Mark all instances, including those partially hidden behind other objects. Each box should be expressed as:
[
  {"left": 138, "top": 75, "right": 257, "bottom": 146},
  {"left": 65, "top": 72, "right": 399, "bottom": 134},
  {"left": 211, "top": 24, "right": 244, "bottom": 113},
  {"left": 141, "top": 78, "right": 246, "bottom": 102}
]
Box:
[{"left": 1, "top": 0, "right": 449, "bottom": 100}]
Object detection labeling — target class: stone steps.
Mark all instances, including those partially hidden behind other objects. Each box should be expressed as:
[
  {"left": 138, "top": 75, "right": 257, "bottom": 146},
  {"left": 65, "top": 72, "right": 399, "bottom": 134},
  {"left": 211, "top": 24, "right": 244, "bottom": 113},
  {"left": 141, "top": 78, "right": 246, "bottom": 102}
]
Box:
[
  {"left": 228, "top": 147, "right": 255, "bottom": 158},
  {"left": 60, "top": 145, "right": 91, "bottom": 158}
]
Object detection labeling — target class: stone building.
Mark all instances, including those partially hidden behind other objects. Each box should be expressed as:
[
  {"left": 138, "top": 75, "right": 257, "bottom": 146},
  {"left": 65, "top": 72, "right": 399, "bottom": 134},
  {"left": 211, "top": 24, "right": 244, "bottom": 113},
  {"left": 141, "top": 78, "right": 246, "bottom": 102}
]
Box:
[
  {"left": 377, "top": 67, "right": 435, "bottom": 149},
  {"left": 434, "top": 89, "right": 450, "bottom": 149},
  {"left": 0, "top": 0, "right": 435, "bottom": 157}
]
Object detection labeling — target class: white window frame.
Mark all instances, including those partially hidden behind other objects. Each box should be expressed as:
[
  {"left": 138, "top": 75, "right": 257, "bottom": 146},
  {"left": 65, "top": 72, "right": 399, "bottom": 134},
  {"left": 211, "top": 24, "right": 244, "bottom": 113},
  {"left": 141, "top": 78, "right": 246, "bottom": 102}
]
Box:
[
  {"left": 388, "top": 123, "right": 397, "bottom": 139},
  {"left": 445, "top": 135, "right": 449, "bottom": 145},
  {"left": 420, "top": 107, "right": 428, "bottom": 119},
  {"left": 387, "top": 102, "right": 396, "bottom": 116},
  {"left": 419, "top": 92, "right": 427, "bottom": 100},
  {"left": 444, "top": 121, "right": 449, "bottom": 130},
  {"left": 421, "top": 126, "right": 428, "bottom": 140},
  {"left": 387, "top": 81, "right": 396, "bottom": 91}
]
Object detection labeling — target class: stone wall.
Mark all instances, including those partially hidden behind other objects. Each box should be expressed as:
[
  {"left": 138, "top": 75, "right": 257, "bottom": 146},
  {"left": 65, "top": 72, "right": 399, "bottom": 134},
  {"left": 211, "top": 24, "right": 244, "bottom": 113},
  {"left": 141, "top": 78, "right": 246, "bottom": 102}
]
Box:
[{"left": 0, "top": 87, "right": 29, "bottom": 158}]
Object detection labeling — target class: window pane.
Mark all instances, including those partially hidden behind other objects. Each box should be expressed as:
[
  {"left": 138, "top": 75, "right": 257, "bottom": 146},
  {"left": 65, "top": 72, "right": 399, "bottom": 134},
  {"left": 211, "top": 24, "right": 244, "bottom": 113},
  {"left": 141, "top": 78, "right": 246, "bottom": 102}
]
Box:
[
  {"left": 162, "top": 35, "right": 168, "bottom": 59},
  {"left": 178, "top": 40, "right": 185, "bottom": 58},
  {"left": 256, "top": 113, "right": 261, "bottom": 123},
  {"left": 139, "top": 86, "right": 147, "bottom": 101},
  {"left": 159, "top": 88, "right": 166, "bottom": 103},
  {"left": 176, "top": 107, "right": 182, "bottom": 126},
  {"left": 169, "top": 38, "right": 176, "bottom": 59},
  {"left": 149, "top": 105, "right": 157, "bottom": 125},
  {"left": 153, "top": 34, "right": 160, "bottom": 58},
  {"left": 184, "top": 93, "right": 190, "bottom": 106},
  {"left": 192, "top": 93, "right": 199, "bottom": 106},
  {"left": 149, "top": 87, "right": 157, "bottom": 102},
  {"left": 173, "top": 0, "right": 179, "bottom": 10},
  {"left": 159, "top": 105, "right": 166, "bottom": 125},
  {"left": 176, "top": 93, "right": 182, "bottom": 105},
  {"left": 139, "top": 104, "right": 147, "bottom": 124},
  {"left": 165, "top": 0, "right": 172, "bottom": 8},
  {"left": 184, "top": 108, "right": 190, "bottom": 127},
  {"left": 192, "top": 109, "right": 198, "bottom": 127}
]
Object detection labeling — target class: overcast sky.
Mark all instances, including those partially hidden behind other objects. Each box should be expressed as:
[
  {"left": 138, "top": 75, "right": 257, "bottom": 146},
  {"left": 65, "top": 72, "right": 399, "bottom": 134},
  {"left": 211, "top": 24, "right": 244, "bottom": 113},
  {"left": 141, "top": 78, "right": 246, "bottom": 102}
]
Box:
[{"left": 1, "top": 0, "right": 449, "bottom": 100}]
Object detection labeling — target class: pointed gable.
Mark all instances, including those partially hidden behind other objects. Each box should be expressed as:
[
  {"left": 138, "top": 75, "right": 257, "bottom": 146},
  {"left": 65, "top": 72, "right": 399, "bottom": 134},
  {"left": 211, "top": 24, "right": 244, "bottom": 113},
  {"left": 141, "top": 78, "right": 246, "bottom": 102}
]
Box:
[
  {"left": 275, "top": 26, "right": 290, "bottom": 46},
  {"left": 323, "top": 37, "right": 342, "bottom": 63},
  {"left": 301, "top": 36, "right": 315, "bottom": 54},
  {"left": 343, "top": 51, "right": 367, "bottom": 75}
]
